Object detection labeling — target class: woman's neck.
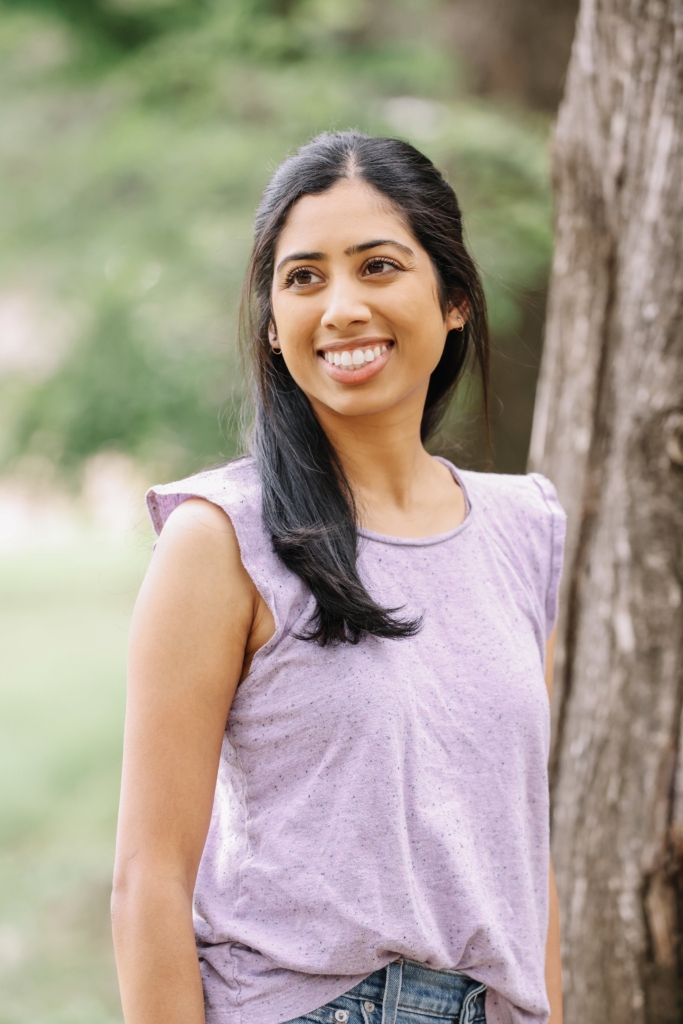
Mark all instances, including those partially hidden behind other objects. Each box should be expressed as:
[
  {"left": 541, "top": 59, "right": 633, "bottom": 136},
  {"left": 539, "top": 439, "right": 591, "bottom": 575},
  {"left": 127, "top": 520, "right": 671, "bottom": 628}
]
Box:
[{"left": 310, "top": 390, "right": 466, "bottom": 538}]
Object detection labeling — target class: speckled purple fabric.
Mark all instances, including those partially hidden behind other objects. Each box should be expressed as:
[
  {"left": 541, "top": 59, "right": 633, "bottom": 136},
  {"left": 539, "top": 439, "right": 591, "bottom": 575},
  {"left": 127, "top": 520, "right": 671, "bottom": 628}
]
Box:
[{"left": 146, "top": 457, "right": 566, "bottom": 1024}]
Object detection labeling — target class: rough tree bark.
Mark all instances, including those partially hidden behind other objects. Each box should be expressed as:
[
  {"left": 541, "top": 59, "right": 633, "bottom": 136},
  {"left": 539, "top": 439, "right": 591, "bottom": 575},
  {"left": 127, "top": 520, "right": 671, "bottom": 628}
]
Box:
[{"left": 528, "top": 2, "right": 683, "bottom": 1023}]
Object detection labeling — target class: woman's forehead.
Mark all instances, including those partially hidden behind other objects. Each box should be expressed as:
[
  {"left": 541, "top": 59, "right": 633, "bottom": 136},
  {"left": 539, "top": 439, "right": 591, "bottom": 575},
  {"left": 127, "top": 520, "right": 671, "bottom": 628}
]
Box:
[{"left": 275, "top": 179, "right": 416, "bottom": 257}]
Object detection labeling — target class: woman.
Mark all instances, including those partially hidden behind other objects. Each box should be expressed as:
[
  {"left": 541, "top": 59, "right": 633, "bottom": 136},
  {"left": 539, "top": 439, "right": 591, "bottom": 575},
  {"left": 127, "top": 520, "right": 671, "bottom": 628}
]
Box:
[{"left": 112, "top": 131, "right": 565, "bottom": 1024}]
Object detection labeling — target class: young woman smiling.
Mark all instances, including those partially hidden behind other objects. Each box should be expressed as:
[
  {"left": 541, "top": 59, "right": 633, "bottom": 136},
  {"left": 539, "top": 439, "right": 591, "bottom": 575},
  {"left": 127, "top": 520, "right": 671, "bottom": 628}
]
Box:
[{"left": 112, "top": 133, "right": 566, "bottom": 1024}]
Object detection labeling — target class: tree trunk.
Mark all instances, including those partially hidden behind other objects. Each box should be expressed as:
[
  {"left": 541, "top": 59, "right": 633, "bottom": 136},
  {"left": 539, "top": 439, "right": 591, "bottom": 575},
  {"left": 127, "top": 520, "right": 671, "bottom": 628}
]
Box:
[{"left": 528, "top": 2, "right": 683, "bottom": 1023}]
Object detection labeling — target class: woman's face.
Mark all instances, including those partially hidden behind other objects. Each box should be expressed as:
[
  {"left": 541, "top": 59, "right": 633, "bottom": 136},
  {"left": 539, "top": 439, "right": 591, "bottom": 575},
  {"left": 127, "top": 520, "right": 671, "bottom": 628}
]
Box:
[{"left": 270, "top": 178, "right": 464, "bottom": 423}]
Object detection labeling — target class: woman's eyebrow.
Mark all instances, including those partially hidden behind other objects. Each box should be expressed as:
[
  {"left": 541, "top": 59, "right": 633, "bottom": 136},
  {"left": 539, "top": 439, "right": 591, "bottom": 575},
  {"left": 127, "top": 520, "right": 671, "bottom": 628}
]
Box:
[
  {"left": 345, "top": 239, "right": 415, "bottom": 257},
  {"left": 275, "top": 239, "right": 415, "bottom": 273},
  {"left": 276, "top": 251, "right": 325, "bottom": 273}
]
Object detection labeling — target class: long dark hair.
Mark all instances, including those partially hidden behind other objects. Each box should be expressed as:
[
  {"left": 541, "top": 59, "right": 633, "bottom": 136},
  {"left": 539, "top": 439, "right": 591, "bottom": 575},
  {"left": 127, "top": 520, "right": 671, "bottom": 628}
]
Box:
[{"left": 240, "top": 131, "right": 489, "bottom": 646}]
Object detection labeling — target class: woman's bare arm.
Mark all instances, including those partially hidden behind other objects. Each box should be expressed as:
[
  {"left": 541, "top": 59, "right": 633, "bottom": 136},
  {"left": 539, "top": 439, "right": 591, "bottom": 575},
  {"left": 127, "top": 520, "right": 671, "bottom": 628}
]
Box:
[
  {"left": 544, "top": 628, "right": 563, "bottom": 1024},
  {"left": 112, "top": 498, "right": 272, "bottom": 1024}
]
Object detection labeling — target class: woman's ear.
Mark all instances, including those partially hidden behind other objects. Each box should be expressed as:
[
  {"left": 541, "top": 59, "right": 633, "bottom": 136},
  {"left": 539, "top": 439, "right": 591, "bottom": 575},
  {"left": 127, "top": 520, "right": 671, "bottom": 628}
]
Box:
[
  {"left": 446, "top": 297, "right": 470, "bottom": 332},
  {"left": 268, "top": 320, "right": 277, "bottom": 345}
]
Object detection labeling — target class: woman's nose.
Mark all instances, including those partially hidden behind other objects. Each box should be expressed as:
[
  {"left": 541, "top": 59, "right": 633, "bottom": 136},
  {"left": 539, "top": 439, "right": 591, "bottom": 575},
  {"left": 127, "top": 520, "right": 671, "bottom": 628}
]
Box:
[{"left": 320, "top": 281, "right": 372, "bottom": 331}]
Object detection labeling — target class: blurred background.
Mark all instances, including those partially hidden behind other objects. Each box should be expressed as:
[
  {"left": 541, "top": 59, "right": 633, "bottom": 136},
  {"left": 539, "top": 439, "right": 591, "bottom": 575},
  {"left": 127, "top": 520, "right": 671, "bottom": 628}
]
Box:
[{"left": 0, "top": 1, "right": 576, "bottom": 1020}]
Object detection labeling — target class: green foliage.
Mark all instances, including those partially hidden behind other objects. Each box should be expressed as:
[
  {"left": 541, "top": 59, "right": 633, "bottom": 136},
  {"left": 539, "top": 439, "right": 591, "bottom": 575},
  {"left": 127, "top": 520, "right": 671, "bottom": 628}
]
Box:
[
  {"left": 0, "top": 1, "right": 552, "bottom": 479},
  {"left": 0, "top": 0, "right": 205, "bottom": 52}
]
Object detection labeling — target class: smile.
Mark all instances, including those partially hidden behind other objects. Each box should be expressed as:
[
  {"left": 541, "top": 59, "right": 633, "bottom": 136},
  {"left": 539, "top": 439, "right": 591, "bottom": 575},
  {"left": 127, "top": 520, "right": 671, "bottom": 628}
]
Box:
[{"left": 317, "top": 341, "right": 394, "bottom": 384}]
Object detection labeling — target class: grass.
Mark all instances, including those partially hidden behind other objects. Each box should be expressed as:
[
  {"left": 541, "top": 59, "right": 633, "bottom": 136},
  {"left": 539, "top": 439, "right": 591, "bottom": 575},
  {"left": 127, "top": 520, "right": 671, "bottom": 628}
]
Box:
[{"left": 0, "top": 534, "right": 152, "bottom": 1023}]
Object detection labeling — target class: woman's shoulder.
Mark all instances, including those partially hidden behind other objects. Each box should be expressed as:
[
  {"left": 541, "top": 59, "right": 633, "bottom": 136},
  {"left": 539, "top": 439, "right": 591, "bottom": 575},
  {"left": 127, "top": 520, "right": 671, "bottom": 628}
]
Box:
[
  {"left": 456, "top": 466, "right": 565, "bottom": 527},
  {"left": 146, "top": 456, "right": 304, "bottom": 632},
  {"left": 146, "top": 456, "right": 261, "bottom": 538},
  {"left": 457, "top": 467, "right": 567, "bottom": 638}
]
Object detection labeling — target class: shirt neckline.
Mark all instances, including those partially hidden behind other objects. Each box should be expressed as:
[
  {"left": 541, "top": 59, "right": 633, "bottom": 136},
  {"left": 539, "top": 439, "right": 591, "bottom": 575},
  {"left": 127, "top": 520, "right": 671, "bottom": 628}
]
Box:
[{"left": 356, "top": 457, "right": 474, "bottom": 547}]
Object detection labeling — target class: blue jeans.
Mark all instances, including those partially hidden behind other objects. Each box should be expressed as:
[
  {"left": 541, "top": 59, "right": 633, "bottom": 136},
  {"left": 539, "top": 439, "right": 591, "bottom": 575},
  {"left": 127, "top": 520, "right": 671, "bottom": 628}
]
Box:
[{"left": 286, "top": 959, "right": 486, "bottom": 1024}]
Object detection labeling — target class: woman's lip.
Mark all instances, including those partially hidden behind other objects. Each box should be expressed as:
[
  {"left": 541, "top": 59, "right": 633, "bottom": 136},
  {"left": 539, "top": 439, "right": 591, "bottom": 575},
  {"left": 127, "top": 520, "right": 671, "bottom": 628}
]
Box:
[{"left": 318, "top": 344, "right": 393, "bottom": 385}]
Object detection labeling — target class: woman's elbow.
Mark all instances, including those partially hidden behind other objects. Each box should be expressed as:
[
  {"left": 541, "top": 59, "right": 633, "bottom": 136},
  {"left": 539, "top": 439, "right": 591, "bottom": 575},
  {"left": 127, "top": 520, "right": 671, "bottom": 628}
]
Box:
[{"left": 111, "top": 854, "right": 192, "bottom": 934}]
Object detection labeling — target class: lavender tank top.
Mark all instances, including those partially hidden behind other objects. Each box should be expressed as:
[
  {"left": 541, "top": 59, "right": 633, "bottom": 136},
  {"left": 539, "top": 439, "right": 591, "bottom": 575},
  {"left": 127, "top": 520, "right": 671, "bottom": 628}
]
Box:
[{"left": 147, "top": 457, "right": 566, "bottom": 1024}]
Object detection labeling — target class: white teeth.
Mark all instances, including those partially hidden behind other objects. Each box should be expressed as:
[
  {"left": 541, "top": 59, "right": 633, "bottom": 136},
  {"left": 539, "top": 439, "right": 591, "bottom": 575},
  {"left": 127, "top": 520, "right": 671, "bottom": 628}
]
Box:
[{"left": 324, "top": 344, "right": 390, "bottom": 369}]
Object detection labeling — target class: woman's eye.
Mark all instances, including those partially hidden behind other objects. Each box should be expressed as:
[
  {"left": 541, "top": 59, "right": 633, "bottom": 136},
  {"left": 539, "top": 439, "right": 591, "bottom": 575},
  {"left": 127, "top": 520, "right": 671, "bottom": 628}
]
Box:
[
  {"left": 286, "top": 267, "right": 321, "bottom": 287},
  {"left": 364, "top": 258, "right": 400, "bottom": 276}
]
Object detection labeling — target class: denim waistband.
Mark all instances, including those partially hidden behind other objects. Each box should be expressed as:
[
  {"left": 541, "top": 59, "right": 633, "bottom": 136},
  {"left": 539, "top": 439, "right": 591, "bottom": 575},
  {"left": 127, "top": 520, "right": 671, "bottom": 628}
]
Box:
[{"left": 346, "top": 959, "right": 486, "bottom": 1024}]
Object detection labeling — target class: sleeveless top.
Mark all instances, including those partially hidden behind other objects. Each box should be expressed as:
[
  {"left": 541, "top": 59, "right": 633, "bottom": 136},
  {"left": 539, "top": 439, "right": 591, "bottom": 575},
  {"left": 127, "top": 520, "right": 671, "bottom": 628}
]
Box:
[{"left": 146, "top": 457, "right": 566, "bottom": 1024}]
